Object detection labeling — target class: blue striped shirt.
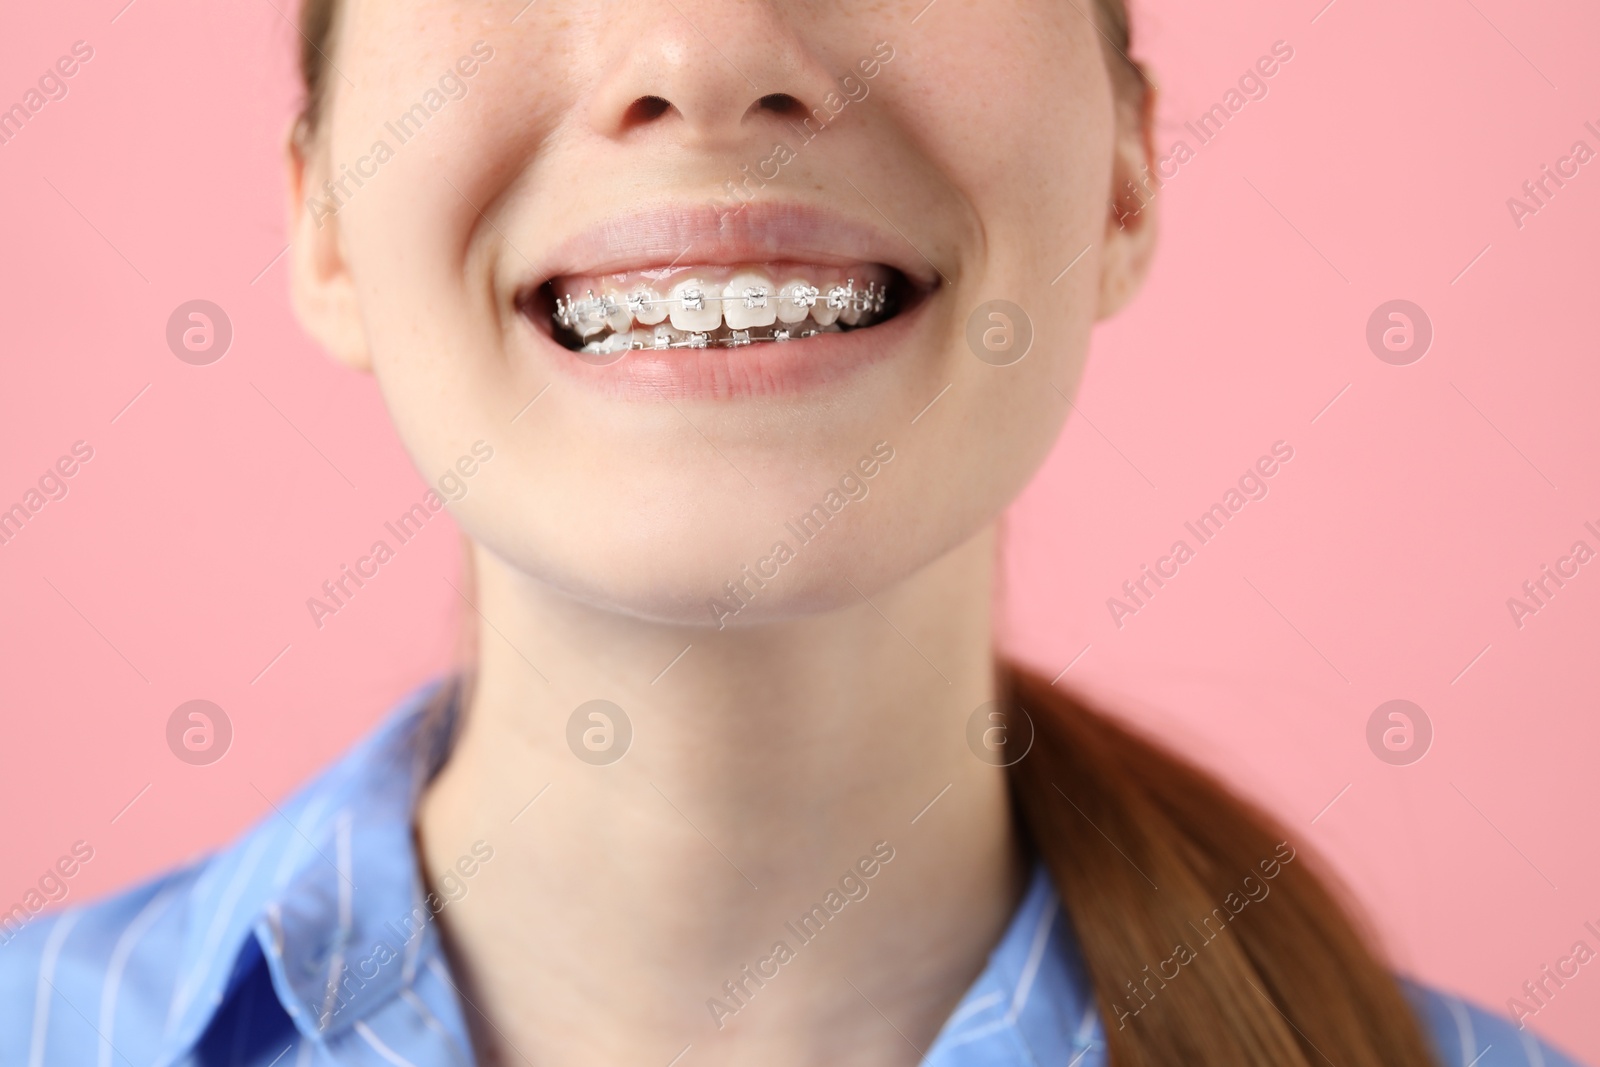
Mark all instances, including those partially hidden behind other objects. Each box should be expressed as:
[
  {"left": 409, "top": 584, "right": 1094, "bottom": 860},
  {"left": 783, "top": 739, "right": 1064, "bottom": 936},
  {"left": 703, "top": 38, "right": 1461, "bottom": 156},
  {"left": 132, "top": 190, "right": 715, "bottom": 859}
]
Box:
[{"left": 0, "top": 679, "right": 1585, "bottom": 1066}]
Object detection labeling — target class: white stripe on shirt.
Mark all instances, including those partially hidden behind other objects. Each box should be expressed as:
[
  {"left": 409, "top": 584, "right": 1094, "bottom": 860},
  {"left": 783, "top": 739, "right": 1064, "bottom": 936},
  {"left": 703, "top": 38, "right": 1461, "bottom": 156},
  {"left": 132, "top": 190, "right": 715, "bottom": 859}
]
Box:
[
  {"left": 355, "top": 1020, "right": 420, "bottom": 1067},
  {"left": 98, "top": 887, "right": 179, "bottom": 1067},
  {"left": 946, "top": 989, "right": 1004, "bottom": 1029},
  {"left": 1522, "top": 1029, "right": 1548, "bottom": 1067},
  {"left": 29, "top": 911, "right": 82, "bottom": 1067},
  {"left": 273, "top": 793, "right": 334, "bottom": 888},
  {"left": 319, "top": 808, "right": 357, "bottom": 1024},
  {"left": 1008, "top": 898, "right": 1058, "bottom": 1021},
  {"left": 1448, "top": 995, "right": 1477, "bottom": 1066},
  {"left": 166, "top": 831, "right": 273, "bottom": 1029}
]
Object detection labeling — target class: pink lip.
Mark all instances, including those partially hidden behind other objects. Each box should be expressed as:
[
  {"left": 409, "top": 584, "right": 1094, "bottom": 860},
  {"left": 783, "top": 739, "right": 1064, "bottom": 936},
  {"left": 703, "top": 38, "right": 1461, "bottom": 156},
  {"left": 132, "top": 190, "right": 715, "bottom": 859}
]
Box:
[
  {"left": 525, "top": 201, "right": 943, "bottom": 289},
  {"left": 516, "top": 201, "right": 942, "bottom": 400}
]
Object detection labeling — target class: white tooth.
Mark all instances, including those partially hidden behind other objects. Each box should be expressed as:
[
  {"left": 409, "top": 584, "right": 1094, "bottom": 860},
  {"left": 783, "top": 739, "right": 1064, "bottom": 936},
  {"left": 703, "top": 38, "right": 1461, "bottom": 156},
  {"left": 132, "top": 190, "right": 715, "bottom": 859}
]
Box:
[
  {"left": 630, "top": 329, "right": 654, "bottom": 349},
  {"left": 581, "top": 334, "right": 629, "bottom": 357},
  {"left": 670, "top": 278, "right": 721, "bottom": 332},
  {"left": 628, "top": 285, "right": 668, "bottom": 326},
  {"left": 651, "top": 324, "right": 680, "bottom": 349},
  {"left": 722, "top": 272, "right": 777, "bottom": 329},
  {"left": 602, "top": 290, "right": 633, "bottom": 333},
  {"left": 839, "top": 281, "right": 866, "bottom": 326},
  {"left": 570, "top": 290, "right": 609, "bottom": 338},
  {"left": 776, "top": 280, "right": 818, "bottom": 324},
  {"left": 810, "top": 284, "right": 844, "bottom": 326}
]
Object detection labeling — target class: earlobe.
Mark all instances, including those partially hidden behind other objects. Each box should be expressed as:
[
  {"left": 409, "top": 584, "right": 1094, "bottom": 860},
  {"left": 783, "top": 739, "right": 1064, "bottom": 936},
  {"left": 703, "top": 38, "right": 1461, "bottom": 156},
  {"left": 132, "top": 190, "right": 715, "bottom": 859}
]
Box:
[
  {"left": 283, "top": 118, "right": 373, "bottom": 373},
  {"left": 1096, "top": 79, "right": 1161, "bottom": 320}
]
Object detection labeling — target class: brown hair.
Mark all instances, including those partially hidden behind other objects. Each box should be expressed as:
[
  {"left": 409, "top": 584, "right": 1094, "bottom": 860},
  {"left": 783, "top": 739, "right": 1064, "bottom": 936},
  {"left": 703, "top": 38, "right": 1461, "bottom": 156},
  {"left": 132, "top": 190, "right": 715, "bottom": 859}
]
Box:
[
  {"left": 1005, "top": 664, "right": 1436, "bottom": 1064},
  {"left": 294, "top": 0, "right": 341, "bottom": 147},
  {"left": 291, "top": 2, "right": 1437, "bottom": 1063}
]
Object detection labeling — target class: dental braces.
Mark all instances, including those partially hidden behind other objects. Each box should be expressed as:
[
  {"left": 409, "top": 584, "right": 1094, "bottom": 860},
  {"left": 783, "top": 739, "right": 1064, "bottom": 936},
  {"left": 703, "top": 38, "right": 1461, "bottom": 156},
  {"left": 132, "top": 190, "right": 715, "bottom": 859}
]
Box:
[
  {"left": 585, "top": 325, "right": 850, "bottom": 352},
  {"left": 554, "top": 279, "right": 888, "bottom": 332}
]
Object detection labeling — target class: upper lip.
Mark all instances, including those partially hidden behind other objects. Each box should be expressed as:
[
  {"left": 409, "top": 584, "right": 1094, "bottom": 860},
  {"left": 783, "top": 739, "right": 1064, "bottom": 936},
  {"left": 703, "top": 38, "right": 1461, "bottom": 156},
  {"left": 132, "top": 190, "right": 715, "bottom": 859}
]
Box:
[{"left": 523, "top": 200, "right": 943, "bottom": 291}]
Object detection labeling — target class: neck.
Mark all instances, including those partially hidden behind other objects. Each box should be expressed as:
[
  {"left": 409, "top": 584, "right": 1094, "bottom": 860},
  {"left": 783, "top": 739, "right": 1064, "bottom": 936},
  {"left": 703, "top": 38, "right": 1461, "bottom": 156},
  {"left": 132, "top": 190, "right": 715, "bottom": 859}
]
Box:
[{"left": 417, "top": 525, "right": 1024, "bottom": 1066}]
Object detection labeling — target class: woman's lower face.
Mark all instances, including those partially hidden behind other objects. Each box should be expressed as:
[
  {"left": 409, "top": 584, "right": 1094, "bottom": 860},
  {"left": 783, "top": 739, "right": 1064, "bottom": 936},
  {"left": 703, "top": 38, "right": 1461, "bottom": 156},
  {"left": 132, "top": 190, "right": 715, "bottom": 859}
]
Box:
[{"left": 295, "top": 0, "right": 1147, "bottom": 624}]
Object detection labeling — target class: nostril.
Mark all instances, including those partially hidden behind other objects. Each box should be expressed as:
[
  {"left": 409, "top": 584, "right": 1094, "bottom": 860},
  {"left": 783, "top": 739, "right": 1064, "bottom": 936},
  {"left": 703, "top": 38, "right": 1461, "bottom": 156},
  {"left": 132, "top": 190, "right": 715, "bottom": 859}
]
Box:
[
  {"left": 622, "top": 95, "right": 674, "bottom": 128},
  {"left": 755, "top": 93, "right": 803, "bottom": 116}
]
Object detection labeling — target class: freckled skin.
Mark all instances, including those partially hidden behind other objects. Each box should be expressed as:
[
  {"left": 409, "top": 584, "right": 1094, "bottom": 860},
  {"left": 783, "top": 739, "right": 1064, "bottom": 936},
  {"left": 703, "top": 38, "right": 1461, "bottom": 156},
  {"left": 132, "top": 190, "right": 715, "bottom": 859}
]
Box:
[
  {"left": 289, "top": 0, "right": 1156, "bottom": 626},
  {"left": 287, "top": 5, "right": 1158, "bottom": 1064}
]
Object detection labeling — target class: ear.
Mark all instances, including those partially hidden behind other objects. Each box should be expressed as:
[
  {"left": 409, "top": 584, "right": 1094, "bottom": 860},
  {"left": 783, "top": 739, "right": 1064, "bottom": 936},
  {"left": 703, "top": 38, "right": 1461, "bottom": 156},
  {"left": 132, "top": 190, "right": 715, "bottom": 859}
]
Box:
[
  {"left": 284, "top": 119, "right": 373, "bottom": 372},
  {"left": 1096, "top": 75, "right": 1160, "bottom": 319}
]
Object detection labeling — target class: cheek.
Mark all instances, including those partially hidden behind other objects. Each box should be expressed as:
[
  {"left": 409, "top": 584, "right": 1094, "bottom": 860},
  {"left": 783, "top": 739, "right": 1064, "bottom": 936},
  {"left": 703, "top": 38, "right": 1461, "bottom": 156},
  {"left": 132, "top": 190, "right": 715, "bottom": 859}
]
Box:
[
  {"left": 897, "top": 4, "right": 1116, "bottom": 383},
  {"left": 906, "top": 4, "right": 1117, "bottom": 237},
  {"left": 333, "top": 33, "right": 568, "bottom": 481}
]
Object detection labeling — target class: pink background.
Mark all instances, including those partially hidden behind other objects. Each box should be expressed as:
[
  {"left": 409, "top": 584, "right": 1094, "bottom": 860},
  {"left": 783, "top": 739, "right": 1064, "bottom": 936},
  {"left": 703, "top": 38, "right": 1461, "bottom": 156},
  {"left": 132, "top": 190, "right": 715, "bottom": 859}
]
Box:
[{"left": 2, "top": 0, "right": 1596, "bottom": 1057}]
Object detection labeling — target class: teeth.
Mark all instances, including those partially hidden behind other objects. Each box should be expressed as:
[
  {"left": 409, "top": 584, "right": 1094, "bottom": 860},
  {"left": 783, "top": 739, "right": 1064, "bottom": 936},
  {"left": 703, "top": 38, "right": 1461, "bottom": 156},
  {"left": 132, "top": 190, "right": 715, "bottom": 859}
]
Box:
[
  {"left": 628, "top": 285, "right": 668, "bottom": 326},
  {"left": 810, "top": 284, "right": 846, "bottom": 327},
  {"left": 581, "top": 331, "right": 633, "bottom": 356},
  {"left": 777, "top": 280, "right": 819, "bottom": 324},
  {"left": 575, "top": 290, "right": 609, "bottom": 338},
  {"left": 670, "top": 278, "right": 721, "bottom": 332},
  {"left": 553, "top": 273, "right": 891, "bottom": 352},
  {"left": 839, "top": 280, "right": 866, "bottom": 326},
  {"left": 602, "top": 293, "right": 632, "bottom": 333},
  {"left": 722, "top": 272, "right": 777, "bottom": 329}
]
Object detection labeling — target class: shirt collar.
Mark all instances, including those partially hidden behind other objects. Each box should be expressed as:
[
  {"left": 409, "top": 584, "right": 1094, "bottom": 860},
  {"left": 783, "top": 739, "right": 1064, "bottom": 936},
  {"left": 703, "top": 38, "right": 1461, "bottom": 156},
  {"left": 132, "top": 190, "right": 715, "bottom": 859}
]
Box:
[
  {"left": 924, "top": 862, "right": 1104, "bottom": 1066},
  {"left": 153, "top": 675, "right": 1104, "bottom": 1067},
  {"left": 155, "top": 676, "right": 459, "bottom": 1065}
]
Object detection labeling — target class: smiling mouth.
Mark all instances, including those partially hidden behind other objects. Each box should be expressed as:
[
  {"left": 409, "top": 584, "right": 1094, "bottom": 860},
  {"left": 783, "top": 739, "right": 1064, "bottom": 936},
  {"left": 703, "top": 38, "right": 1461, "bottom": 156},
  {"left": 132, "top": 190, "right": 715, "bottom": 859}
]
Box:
[{"left": 527, "top": 262, "right": 913, "bottom": 357}]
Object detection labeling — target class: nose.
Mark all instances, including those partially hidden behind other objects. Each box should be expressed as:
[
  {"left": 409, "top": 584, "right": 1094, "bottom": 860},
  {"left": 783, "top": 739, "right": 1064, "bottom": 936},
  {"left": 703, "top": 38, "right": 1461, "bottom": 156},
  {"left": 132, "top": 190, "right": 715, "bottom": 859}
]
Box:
[{"left": 586, "top": 0, "right": 842, "bottom": 146}]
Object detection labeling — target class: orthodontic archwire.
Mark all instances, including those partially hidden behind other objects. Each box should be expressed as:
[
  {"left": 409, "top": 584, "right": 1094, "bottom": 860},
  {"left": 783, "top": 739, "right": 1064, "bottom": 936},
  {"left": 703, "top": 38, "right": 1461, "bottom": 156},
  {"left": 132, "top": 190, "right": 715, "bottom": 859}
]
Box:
[{"left": 589, "top": 324, "right": 871, "bottom": 351}]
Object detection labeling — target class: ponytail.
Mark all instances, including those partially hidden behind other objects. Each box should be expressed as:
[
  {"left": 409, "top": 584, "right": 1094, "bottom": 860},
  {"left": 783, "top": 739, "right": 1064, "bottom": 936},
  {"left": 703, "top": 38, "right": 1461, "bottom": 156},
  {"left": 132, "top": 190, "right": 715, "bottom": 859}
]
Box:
[{"left": 1003, "top": 663, "right": 1439, "bottom": 1066}]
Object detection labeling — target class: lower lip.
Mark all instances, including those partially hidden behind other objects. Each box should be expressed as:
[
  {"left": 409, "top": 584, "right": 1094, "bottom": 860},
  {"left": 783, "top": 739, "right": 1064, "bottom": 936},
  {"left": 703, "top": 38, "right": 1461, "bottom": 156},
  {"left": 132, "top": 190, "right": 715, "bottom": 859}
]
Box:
[{"left": 524, "top": 296, "right": 930, "bottom": 401}]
